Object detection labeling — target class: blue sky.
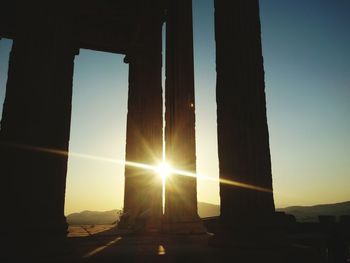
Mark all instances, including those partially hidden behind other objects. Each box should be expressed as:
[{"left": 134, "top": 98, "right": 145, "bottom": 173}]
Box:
[
  {"left": 0, "top": 0, "right": 349, "bottom": 214},
  {"left": 259, "top": 0, "right": 350, "bottom": 206}
]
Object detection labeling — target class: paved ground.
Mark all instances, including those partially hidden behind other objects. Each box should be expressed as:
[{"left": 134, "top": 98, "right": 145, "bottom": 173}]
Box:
[{"left": 1, "top": 225, "right": 322, "bottom": 263}]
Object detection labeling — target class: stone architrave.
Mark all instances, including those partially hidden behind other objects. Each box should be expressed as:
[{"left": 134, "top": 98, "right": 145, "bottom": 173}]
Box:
[{"left": 163, "top": 0, "right": 205, "bottom": 234}]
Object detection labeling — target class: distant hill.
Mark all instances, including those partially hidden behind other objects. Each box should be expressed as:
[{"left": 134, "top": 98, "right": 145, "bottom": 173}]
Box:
[
  {"left": 66, "top": 201, "right": 350, "bottom": 225},
  {"left": 66, "top": 203, "right": 220, "bottom": 225},
  {"left": 67, "top": 209, "right": 121, "bottom": 225},
  {"left": 277, "top": 201, "right": 350, "bottom": 222}
]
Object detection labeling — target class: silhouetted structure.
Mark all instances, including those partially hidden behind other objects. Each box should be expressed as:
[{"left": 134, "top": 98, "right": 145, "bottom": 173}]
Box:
[
  {"left": 122, "top": 1, "right": 164, "bottom": 232},
  {"left": 0, "top": 0, "right": 276, "bottom": 244},
  {"left": 163, "top": 0, "right": 205, "bottom": 234},
  {"left": 211, "top": 0, "right": 276, "bottom": 245},
  {"left": 0, "top": 2, "right": 76, "bottom": 241}
]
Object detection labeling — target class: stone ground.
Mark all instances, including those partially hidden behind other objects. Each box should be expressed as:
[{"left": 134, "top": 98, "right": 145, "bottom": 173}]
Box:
[{"left": 1, "top": 225, "right": 324, "bottom": 263}]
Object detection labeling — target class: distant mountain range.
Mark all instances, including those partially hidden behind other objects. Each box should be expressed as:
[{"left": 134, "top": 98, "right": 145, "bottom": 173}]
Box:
[
  {"left": 277, "top": 201, "right": 350, "bottom": 222},
  {"left": 67, "top": 202, "right": 220, "bottom": 225},
  {"left": 66, "top": 201, "right": 350, "bottom": 225},
  {"left": 67, "top": 209, "right": 122, "bottom": 225}
]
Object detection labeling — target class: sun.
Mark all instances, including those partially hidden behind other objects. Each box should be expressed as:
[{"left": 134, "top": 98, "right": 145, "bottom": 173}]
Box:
[{"left": 156, "top": 162, "right": 172, "bottom": 180}]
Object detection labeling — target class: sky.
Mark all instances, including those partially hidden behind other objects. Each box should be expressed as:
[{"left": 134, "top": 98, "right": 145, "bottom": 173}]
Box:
[{"left": 0, "top": 0, "right": 349, "bottom": 215}]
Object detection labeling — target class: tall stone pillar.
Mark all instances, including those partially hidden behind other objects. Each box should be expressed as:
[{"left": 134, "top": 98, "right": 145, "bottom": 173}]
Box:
[
  {"left": 121, "top": 4, "right": 163, "bottom": 232},
  {"left": 213, "top": 0, "right": 276, "bottom": 245},
  {"left": 163, "top": 0, "right": 205, "bottom": 233},
  {"left": 0, "top": 4, "right": 76, "bottom": 241}
]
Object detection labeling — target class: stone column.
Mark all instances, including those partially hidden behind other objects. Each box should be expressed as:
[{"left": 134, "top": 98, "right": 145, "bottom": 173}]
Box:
[
  {"left": 212, "top": 0, "right": 276, "bottom": 245},
  {"left": 0, "top": 5, "right": 76, "bottom": 241},
  {"left": 163, "top": 0, "right": 205, "bottom": 234},
  {"left": 120, "top": 4, "right": 163, "bottom": 232}
]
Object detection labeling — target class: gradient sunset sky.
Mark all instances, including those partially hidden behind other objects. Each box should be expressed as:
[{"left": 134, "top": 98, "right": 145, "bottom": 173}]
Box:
[{"left": 0, "top": 0, "right": 349, "bottom": 215}]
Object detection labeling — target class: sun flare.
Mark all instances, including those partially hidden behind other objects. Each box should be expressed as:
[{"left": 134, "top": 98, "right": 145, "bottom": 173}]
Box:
[
  {"left": 156, "top": 162, "right": 172, "bottom": 180},
  {"left": 2, "top": 142, "right": 272, "bottom": 194}
]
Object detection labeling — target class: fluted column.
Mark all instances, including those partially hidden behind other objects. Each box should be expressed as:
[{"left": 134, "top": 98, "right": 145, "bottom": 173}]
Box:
[
  {"left": 0, "top": 4, "right": 76, "bottom": 239},
  {"left": 121, "top": 3, "right": 163, "bottom": 232},
  {"left": 213, "top": 0, "right": 275, "bottom": 245},
  {"left": 163, "top": 0, "right": 205, "bottom": 233}
]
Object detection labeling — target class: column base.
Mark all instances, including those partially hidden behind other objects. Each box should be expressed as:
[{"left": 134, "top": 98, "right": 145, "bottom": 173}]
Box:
[
  {"left": 208, "top": 212, "right": 294, "bottom": 248},
  {"left": 162, "top": 219, "right": 207, "bottom": 234},
  {"left": 117, "top": 213, "right": 162, "bottom": 234},
  {"left": 208, "top": 226, "right": 288, "bottom": 248},
  {"left": 2, "top": 230, "right": 72, "bottom": 261}
]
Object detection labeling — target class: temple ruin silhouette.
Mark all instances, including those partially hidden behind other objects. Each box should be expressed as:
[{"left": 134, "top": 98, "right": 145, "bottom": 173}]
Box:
[{"left": 0, "top": 0, "right": 275, "bottom": 246}]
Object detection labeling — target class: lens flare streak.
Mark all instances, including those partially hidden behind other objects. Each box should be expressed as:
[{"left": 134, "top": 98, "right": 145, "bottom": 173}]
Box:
[{"left": 0, "top": 142, "right": 272, "bottom": 193}]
